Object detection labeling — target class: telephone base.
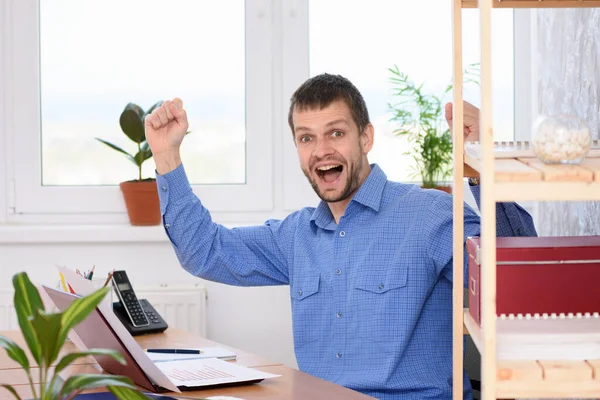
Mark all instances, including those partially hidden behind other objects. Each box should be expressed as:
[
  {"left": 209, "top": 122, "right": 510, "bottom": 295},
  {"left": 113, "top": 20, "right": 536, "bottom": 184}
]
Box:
[{"left": 113, "top": 299, "right": 168, "bottom": 336}]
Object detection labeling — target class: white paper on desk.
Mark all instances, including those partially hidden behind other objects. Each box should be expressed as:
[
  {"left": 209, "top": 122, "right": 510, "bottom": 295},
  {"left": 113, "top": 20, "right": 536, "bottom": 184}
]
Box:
[
  {"left": 57, "top": 266, "right": 181, "bottom": 393},
  {"left": 146, "top": 347, "right": 237, "bottom": 362},
  {"left": 155, "top": 358, "right": 280, "bottom": 388}
]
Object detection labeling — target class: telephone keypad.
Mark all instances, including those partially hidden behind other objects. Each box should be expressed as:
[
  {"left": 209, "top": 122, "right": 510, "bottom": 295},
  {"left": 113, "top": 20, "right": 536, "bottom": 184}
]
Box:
[{"left": 122, "top": 291, "right": 149, "bottom": 326}]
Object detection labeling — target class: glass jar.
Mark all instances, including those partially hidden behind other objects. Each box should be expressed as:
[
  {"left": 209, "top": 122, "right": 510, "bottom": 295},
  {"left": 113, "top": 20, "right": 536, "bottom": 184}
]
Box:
[{"left": 532, "top": 114, "right": 591, "bottom": 164}]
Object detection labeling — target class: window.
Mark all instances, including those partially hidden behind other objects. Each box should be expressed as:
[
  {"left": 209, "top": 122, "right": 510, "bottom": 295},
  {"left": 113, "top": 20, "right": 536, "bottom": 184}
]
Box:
[
  {"left": 7, "top": 0, "right": 273, "bottom": 220},
  {"left": 40, "top": 0, "right": 246, "bottom": 186},
  {"left": 308, "top": 0, "right": 515, "bottom": 183}
]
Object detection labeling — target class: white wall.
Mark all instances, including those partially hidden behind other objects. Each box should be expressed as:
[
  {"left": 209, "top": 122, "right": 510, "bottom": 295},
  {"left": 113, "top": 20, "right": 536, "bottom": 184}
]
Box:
[{"left": 0, "top": 236, "right": 298, "bottom": 368}]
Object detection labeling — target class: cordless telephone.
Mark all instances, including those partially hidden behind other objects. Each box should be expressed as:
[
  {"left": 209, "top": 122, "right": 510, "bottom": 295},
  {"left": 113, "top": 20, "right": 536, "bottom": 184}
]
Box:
[{"left": 111, "top": 270, "right": 150, "bottom": 327}]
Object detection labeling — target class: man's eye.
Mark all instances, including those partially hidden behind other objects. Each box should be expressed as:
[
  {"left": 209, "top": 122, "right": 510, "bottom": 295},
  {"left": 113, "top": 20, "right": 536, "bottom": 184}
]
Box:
[
  {"left": 332, "top": 130, "right": 343, "bottom": 137},
  {"left": 300, "top": 136, "right": 311, "bottom": 143}
]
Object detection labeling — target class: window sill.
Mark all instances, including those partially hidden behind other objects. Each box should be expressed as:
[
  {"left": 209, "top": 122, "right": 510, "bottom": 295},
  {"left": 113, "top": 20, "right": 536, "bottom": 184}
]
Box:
[{"left": 0, "top": 224, "right": 171, "bottom": 244}]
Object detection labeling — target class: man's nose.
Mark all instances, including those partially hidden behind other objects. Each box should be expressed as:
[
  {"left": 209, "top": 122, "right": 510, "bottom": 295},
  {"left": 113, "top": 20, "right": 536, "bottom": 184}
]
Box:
[{"left": 313, "top": 138, "right": 334, "bottom": 158}]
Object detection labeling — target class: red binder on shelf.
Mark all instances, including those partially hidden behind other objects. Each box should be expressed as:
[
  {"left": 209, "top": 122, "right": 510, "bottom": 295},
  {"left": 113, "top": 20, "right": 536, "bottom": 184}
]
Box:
[{"left": 467, "top": 236, "right": 600, "bottom": 325}]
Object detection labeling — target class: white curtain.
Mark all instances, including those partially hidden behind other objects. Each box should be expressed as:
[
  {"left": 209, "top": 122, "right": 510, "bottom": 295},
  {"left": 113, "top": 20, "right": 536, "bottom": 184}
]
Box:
[
  {"left": 535, "top": 8, "right": 600, "bottom": 237},
  {"left": 523, "top": 10, "right": 600, "bottom": 400}
]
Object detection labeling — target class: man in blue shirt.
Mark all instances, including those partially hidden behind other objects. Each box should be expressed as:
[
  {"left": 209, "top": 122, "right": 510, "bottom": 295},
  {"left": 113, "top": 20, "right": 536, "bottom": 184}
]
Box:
[{"left": 145, "top": 74, "right": 537, "bottom": 399}]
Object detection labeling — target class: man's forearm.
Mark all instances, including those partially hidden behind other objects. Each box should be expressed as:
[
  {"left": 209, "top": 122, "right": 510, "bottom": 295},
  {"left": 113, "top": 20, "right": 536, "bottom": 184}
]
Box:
[{"left": 154, "top": 150, "right": 182, "bottom": 175}]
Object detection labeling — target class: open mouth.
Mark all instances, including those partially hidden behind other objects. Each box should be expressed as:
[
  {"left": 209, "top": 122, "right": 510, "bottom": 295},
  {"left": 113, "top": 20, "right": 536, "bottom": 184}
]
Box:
[{"left": 316, "top": 164, "right": 343, "bottom": 183}]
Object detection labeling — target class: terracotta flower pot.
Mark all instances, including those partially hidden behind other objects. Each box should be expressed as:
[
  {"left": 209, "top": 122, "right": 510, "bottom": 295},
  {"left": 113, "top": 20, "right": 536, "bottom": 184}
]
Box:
[
  {"left": 421, "top": 185, "right": 453, "bottom": 194},
  {"left": 119, "top": 179, "right": 161, "bottom": 226},
  {"left": 434, "top": 185, "right": 452, "bottom": 194}
]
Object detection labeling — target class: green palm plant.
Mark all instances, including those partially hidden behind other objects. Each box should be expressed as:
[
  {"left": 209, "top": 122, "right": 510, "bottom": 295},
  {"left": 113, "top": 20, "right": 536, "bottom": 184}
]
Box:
[
  {"left": 0, "top": 272, "right": 148, "bottom": 400},
  {"left": 96, "top": 102, "right": 163, "bottom": 182},
  {"left": 387, "top": 63, "right": 480, "bottom": 189}
]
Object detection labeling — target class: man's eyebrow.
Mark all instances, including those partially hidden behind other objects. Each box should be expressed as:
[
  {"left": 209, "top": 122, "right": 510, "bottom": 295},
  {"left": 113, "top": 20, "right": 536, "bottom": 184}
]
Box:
[
  {"left": 295, "top": 118, "right": 349, "bottom": 133},
  {"left": 295, "top": 126, "right": 311, "bottom": 133},
  {"left": 325, "top": 119, "right": 349, "bottom": 128}
]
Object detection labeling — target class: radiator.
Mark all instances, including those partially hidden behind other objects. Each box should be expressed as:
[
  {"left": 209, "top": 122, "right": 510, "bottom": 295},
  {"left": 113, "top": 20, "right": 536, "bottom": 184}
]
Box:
[{"left": 0, "top": 284, "right": 207, "bottom": 336}]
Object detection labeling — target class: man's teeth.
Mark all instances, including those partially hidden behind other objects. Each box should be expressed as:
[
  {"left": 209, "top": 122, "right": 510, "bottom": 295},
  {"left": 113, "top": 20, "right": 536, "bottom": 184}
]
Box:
[{"left": 317, "top": 165, "right": 340, "bottom": 171}]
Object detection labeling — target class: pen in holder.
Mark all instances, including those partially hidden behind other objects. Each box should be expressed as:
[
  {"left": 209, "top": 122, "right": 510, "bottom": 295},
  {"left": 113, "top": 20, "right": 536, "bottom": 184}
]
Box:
[
  {"left": 91, "top": 269, "right": 116, "bottom": 305},
  {"left": 56, "top": 267, "right": 116, "bottom": 305}
]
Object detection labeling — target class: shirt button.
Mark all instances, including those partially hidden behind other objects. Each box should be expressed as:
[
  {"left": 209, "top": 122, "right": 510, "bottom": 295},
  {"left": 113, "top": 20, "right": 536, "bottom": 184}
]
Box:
[
  {"left": 336, "top": 312, "right": 342, "bottom": 318},
  {"left": 378, "top": 283, "right": 385, "bottom": 290},
  {"left": 165, "top": 223, "right": 171, "bottom": 229},
  {"left": 339, "top": 231, "right": 346, "bottom": 237},
  {"left": 335, "top": 269, "right": 342, "bottom": 275},
  {"left": 298, "top": 290, "right": 303, "bottom": 296},
  {"left": 336, "top": 352, "right": 342, "bottom": 359},
  {"left": 161, "top": 186, "right": 167, "bottom": 192}
]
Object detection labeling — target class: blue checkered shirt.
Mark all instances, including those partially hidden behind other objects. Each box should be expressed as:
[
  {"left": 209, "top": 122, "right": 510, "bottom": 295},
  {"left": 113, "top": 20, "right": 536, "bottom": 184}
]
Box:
[{"left": 156, "top": 163, "right": 537, "bottom": 399}]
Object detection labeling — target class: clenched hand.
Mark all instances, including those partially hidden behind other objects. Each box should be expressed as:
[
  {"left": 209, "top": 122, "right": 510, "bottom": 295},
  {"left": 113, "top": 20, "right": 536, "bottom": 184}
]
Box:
[
  {"left": 145, "top": 98, "right": 189, "bottom": 175},
  {"left": 444, "top": 101, "right": 480, "bottom": 142}
]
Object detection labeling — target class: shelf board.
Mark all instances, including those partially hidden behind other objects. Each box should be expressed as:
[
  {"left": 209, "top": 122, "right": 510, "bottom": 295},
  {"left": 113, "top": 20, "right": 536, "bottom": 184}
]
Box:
[
  {"left": 493, "top": 181, "right": 600, "bottom": 201},
  {"left": 463, "top": 142, "right": 600, "bottom": 201},
  {"left": 463, "top": 0, "right": 600, "bottom": 8},
  {"left": 463, "top": 310, "right": 600, "bottom": 398}
]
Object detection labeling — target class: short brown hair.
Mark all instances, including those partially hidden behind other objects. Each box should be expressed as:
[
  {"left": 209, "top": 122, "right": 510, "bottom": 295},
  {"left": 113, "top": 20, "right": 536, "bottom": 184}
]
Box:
[{"left": 288, "top": 73, "right": 370, "bottom": 137}]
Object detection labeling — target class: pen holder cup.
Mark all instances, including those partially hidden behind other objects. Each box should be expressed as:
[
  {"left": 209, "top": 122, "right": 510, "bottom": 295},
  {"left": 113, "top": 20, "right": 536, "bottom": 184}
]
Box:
[{"left": 91, "top": 278, "right": 115, "bottom": 306}]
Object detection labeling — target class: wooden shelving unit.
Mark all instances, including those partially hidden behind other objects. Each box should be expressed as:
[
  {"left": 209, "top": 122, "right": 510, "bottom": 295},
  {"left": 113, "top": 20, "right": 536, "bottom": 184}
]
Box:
[{"left": 451, "top": 1, "right": 600, "bottom": 399}]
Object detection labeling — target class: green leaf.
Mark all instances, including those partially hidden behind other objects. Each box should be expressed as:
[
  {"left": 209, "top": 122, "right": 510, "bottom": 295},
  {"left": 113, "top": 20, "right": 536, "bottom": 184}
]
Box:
[
  {"left": 108, "top": 386, "right": 151, "bottom": 399},
  {"left": 95, "top": 138, "right": 136, "bottom": 164},
  {"left": 120, "top": 103, "right": 146, "bottom": 144},
  {"left": 0, "top": 336, "right": 30, "bottom": 371},
  {"left": 57, "top": 287, "right": 109, "bottom": 350},
  {"left": 145, "top": 100, "right": 164, "bottom": 117},
  {"left": 133, "top": 149, "right": 153, "bottom": 167},
  {"left": 0, "top": 384, "right": 23, "bottom": 400},
  {"left": 55, "top": 349, "right": 125, "bottom": 375},
  {"left": 60, "top": 374, "right": 137, "bottom": 398},
  {"left": 30, "top": 309, "right": 64, "bottom": 369},
  {"left": 43, "top": 374, "right": 64, "bottom": 400},
  {"left": 12, "top": 272, "right": 43, "bottom": 366}
]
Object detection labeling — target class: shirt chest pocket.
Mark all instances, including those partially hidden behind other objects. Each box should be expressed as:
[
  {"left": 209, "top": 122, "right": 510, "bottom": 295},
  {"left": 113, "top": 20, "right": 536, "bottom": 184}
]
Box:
[
  {"left": 353, "top": 266, "right": 409, "bottom": 343},
  {"left": 290, "top": 271, "right": 329, "bottom": 347}
]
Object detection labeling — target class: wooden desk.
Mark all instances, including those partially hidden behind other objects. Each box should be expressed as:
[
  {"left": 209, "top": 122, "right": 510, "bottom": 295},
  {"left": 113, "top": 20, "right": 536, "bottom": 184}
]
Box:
[
  {"left": 0, "top": 328, "right": 278, "bottom": 370},
  {"left": 0, "top": 328, "right": 374, "bottom": 400}
]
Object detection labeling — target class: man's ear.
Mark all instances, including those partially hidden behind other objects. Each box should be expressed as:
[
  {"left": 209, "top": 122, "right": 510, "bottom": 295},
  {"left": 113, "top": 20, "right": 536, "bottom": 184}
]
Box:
[{"left": 361, "top": 123, "right": 374, "bottom": 154}]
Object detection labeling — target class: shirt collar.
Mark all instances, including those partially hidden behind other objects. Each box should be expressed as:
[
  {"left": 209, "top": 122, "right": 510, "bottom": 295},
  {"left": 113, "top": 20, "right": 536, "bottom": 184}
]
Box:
[
  {"left": 351, "top": 163, "right": 387, "bottom": 212},
  {"left": 310, "top": 163, "right": 387, "bottom": 230}
]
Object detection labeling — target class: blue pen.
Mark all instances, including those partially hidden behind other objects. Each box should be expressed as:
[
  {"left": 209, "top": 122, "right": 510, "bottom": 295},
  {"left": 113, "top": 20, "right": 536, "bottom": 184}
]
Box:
[{"left": 146, "top": 349, "right": 202, "bottom": 354}]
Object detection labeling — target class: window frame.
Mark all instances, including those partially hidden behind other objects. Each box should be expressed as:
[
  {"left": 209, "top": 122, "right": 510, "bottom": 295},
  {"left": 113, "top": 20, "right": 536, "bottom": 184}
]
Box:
[
  {"left": 5, "top": 0, "right": 274, "bottom": 223},
  {"left": 514, "top": 8, "right": 535, "bottom": 142},
  {"left": 0, "top": 0, "right": 8, "bottom": 224}
]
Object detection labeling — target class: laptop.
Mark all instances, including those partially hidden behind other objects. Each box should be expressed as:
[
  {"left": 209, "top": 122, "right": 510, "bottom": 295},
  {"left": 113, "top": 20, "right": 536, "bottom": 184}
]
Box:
[{"left": 42, "top": 280, "right": 278, "bottom": 393}]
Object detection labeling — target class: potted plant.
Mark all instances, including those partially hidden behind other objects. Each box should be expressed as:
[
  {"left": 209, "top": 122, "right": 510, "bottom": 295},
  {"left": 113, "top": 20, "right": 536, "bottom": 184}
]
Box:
[
  {"left": 96, "top": 102, "right": 163, "bottom": 226},
  {"left": 387, "top": 64, "right": 480, "bottom": 193},
  {"left": 0, "top": 272, "right": 148, "bottom": 399}
]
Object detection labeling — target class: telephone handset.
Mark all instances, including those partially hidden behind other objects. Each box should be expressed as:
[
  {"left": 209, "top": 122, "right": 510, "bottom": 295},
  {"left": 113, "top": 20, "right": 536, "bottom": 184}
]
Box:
[
  {"left": 111, "top": 270, "right": 168, "bottom": 335},
  {"left": 112, "top": 270, "right": 149, "bottom": 327}
]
